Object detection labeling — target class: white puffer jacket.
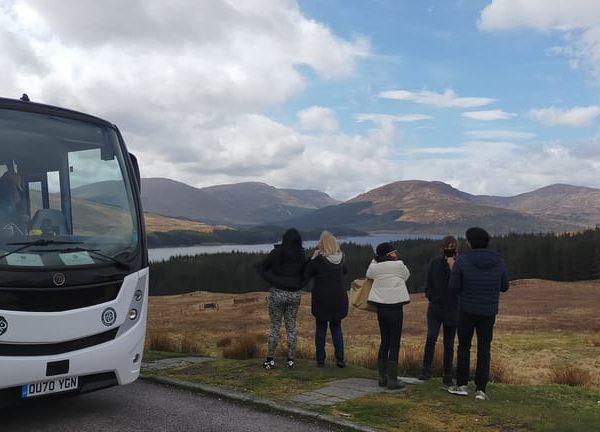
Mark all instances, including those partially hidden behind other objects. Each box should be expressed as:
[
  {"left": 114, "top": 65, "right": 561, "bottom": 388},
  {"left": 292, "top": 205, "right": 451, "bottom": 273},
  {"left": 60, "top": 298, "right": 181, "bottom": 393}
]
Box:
[{"left": 366, "top": 259, "right": 411, "bottom": 305}]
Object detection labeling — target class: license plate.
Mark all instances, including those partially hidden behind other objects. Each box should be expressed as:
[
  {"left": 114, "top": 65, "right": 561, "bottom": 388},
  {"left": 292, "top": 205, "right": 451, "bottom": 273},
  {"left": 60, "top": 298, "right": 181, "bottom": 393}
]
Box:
[{"left": 21, "top": 376, "right": 79, "bottom": 398}]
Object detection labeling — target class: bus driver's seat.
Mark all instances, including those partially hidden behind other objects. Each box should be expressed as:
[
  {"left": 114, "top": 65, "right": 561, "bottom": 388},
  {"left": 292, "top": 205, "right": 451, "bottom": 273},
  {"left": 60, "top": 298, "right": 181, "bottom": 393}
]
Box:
[{"left": 30, "top": 209, "right": 69, "bottom": 236}]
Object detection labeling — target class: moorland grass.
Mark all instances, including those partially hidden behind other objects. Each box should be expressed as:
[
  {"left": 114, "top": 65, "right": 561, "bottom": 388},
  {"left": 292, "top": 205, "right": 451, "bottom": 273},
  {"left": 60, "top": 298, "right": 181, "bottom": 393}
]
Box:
[
  {"left": 142, "top": 350, "right": 193, "bottom": 362},
  {"left": 316, "top": 379, "right": 600, "bottom": 432},
  {"left": 550, "top": 366, "right": 593, "bottom": 386},
  {"left": 144, "top": 280, "right": 600, "bottom": 430},
  {"left": 147, "top": 280, "right": 600, "bottom": 386},
  {"left": 142, "top": 355, "right": 600, "bottom": 431},
  {"left": 149, "top": 357, "right": 376, "bottom": 399}
]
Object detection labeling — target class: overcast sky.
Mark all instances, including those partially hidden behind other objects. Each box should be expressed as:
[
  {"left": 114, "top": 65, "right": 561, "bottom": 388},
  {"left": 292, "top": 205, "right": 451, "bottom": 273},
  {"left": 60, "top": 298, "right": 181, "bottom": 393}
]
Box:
[{"left": 3, "top": 0, "right": 600, "bottom": 200}]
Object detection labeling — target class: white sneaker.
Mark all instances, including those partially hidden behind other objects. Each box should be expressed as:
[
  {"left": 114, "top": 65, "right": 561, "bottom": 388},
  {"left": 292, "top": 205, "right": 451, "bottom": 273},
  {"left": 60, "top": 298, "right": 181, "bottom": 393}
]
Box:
[
  {"left": 448, "top": 385, "right": 469, "bottom": 396},
  {"left": 262, "top": 359, "right": 275, "bottom": 370},
  {"left": 475, "top": 390, "right": 488, "bottom": 400}
]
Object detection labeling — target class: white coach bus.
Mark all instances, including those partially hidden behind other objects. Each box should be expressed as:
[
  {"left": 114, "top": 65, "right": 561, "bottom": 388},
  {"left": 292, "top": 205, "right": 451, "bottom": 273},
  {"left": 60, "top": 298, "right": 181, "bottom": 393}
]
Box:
[{"left": 0, "top": 95, "right": 148, "bottom": 402}]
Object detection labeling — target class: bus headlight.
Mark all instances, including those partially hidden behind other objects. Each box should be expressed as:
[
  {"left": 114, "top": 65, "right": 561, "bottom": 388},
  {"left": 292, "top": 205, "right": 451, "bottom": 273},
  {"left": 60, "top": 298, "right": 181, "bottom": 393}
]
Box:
[
  {"left": 134, "top": 289, "right": 143, "bottom": 301},
  {"left": 128, "top": 308, "right": 138, "bottom": 320}
]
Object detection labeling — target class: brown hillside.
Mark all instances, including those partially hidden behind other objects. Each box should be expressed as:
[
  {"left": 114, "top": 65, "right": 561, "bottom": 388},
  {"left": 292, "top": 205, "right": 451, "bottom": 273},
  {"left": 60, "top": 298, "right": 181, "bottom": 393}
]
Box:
[
  {"left": 143, "top": 212, "right": 230, "bottom": 233},
  {"left": 347, "top": 180, "right": 548, "bottom": 227},
  {"left": 480, "top": 184, "right": 600, "bottom": 227}
]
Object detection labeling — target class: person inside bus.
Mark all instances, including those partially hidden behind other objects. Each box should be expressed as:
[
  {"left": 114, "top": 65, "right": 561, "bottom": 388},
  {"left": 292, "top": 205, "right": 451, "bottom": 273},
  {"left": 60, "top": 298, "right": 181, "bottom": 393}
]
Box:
[{"left": 0, "top": 164, "right": 27, "bottom": 235}]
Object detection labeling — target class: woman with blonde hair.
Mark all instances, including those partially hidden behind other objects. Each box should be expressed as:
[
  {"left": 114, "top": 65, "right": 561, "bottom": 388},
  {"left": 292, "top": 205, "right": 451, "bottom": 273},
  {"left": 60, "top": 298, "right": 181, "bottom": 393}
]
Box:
[{"left": 304, "top": 231, "right": 348, "bottom": 368}]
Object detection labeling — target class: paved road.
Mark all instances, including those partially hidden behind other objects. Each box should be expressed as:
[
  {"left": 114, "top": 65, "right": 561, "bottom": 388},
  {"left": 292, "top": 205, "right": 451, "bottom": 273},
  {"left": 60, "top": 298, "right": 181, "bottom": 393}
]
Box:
[{"left": 1, "top": 380, "right": 345, "bottom": 432}]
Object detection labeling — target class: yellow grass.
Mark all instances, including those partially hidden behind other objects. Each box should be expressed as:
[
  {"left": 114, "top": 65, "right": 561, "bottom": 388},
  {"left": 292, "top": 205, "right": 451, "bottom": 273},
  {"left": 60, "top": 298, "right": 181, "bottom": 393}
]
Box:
[
  {"left": 550, "top": 366, "right": 593, "bottom": 386},
  {"left": 143, "top": 212, "right": 230, "bottom": 233},
  {"left": 147, "top": 279, "right": 600, "bottom": 385}
]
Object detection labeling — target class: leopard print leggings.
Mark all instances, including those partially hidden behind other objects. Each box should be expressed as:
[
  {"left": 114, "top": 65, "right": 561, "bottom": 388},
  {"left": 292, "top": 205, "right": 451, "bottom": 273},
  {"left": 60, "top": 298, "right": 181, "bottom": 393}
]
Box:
[{"left": 267, "top": 288, "right": 302, "bottom": 359}]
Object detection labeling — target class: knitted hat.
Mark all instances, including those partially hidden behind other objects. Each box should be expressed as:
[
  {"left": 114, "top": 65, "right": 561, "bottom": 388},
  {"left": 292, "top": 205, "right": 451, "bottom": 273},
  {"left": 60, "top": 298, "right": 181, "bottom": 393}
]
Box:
[{"left": 375, "top": 242, "right": 395, "bottom": 258}]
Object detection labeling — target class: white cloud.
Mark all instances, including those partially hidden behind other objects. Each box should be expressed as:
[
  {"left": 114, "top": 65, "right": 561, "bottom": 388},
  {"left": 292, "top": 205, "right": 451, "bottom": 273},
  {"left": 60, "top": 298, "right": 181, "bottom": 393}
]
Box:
[
  {"left": 297, "top": 106, "right": 338, "bottom": 132},
  {"left": 378, "top": 88, "right": 495, "bottom": 108},
  {"left": 132, "top": 111, "right": 406, "bottom": 200},
  {"left": 465, "top": 130, "right": 535, "bottom": 139},
  {"left": 3, "top": 1, "right": 599, "bottom": 202},
  {"left": 405, "top": 146, "right": 467, "bottom": 155},
  {"left": 462, "top": 110, "right": 517, "bottom": 121},
  {"left": 355, "top": 113, "right": 432, "bottom": 123},
  {"left": 478, "top": 0, "right": 600, "bottom": 31},
  {"left": 0, "top": 0, "right": 373, "bottom": 200},
  {"left": 479, "top": 0, "right": 600, "bottom": 78},
  {"left": 402, "top": 139, "right": 600, "bottom": 196},
  {"left": 527, "top": 106, "right": 600, "bottom": 126}
]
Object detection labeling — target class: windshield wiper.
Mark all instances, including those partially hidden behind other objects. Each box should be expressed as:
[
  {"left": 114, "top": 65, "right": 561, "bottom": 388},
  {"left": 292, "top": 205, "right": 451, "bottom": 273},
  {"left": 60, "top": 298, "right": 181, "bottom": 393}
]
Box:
[
  {"left": 0, "top": 239, "right": 84, "bottom": 260},
  {"left": 44, "top": 247, "right": 130, "bottom": 270}
]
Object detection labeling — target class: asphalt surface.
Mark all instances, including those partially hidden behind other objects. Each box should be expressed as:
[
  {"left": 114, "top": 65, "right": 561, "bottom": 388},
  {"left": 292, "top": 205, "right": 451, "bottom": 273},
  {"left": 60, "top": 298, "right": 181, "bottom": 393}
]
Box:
[{"left": 1, "top": 380, "right": 346, "bottom": 432}]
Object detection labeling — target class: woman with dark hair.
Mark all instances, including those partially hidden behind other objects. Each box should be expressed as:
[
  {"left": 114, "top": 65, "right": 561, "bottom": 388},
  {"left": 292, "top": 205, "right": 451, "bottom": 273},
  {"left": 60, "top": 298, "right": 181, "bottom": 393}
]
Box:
[
  {"left": 366, "top": 242, "right": 410, "bottom": 389},
  {"left": 419, "top": 235, "right": 459, "bottom": 386},
  {"left": 257, "top": 228, "right": 307, "bottom": 369}
]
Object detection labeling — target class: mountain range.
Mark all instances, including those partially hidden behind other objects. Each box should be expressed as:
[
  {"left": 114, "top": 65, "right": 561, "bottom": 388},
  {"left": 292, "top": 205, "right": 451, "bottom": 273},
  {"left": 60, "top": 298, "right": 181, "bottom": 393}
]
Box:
[
  {"left": 140, "top": 178, "right": 339, "bottom": 226},
  {"left": 313, "top": 180, "right": 599, "bottom": 234},
  {"left": 77, "top": 178, "right": 600, "bottom": 235}
]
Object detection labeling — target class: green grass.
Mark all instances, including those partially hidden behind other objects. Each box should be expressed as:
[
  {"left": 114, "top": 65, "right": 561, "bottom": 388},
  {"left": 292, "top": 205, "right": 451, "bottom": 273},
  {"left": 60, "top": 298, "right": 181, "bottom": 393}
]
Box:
[
  {"left": 144, "top": 353, "right": 600, "bottom": 431},
  {"left": 142, "top": 350, "right": 197, "bottom": 362},
  {"left": 145, "top": 357, "right": 376, "bottom": 399},
  {"left": 318, "top": 380, "right": 600, "bottom": 432},
  {"left": 494, "top": 331, "right": 597, "bottom": 355}
]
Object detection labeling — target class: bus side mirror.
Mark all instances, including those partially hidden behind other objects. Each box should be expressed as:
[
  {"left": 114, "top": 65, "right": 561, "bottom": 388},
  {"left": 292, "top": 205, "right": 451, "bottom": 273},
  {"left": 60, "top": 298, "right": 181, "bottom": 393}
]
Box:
[{"left": 129, "top": 153, "right": 141, "bottom": 191}]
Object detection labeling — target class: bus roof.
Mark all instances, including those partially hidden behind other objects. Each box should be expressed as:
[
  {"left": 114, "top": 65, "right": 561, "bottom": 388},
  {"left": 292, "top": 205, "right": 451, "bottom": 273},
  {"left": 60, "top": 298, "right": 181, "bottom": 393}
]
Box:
[{"left": 0, "top": 96, "right": 116, "bottom": 130}]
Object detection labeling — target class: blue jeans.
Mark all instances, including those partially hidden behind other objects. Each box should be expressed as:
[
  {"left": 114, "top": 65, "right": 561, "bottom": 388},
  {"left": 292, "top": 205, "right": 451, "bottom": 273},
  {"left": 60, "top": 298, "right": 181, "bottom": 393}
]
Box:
[
  {"left": 315, "top": 319, "right": 344, "bottom": 364},
  {"left": 456, "top": 311, "right": 496, "bottom": 392}
]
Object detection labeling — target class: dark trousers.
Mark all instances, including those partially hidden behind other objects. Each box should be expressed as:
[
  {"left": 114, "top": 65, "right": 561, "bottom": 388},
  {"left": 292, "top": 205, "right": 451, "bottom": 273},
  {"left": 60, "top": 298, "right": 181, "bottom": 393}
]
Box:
[
  {"left": 456, "top": 311, "right": 496, "bottom": 392},
  {"left": 315, "top": 319, "right": 344, "bottom": 364},
  {"left": 376, "top": 307, "right": 403, "bottom": 362},
  {"left": 422, "top": 304, "right": 456, "bottom": 377}
]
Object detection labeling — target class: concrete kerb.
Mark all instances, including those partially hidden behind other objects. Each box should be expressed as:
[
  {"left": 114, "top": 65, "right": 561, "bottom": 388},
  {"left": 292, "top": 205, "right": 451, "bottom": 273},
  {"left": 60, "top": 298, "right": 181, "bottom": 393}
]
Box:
[{"left": 140, "top": 375, "right": 381, "bottom": 432}]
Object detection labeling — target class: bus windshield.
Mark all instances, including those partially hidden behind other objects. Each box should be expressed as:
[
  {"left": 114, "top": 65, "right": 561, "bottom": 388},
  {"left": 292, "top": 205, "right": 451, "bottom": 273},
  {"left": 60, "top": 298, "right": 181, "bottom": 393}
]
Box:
[{"left": 0, "top": 107, "right": 139, "bottom": 269}]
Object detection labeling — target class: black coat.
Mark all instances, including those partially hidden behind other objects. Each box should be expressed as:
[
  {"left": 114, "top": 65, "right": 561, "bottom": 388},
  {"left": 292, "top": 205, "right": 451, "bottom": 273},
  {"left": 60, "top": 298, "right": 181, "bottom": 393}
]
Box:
[
  {"left": 426, "top": 256, "right": 459, "bottom": 325},
  {"left": 304, "top": 254, "right": 348, "bottom": 321},
  {"left": 256, "top": 244, "right": 307, "bottom": 291}
]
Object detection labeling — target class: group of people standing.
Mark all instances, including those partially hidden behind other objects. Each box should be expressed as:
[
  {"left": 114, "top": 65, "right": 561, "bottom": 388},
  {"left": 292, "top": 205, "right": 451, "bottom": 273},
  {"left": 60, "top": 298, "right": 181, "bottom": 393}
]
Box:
[
  {"left": 256, "top": 226, "right": 509, "bottom": 401},
  {"left": 256, "top": 229, "right": 348, "bottom": 370}
]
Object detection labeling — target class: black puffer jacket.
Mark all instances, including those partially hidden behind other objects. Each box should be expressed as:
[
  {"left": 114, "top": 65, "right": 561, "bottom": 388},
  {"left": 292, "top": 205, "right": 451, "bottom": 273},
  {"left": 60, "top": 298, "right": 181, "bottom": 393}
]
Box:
[
  {"left": 304, "top": 254, "right": 348, "bottom": 321},
  {"left": 257, "top": 242, "right": 307, "bottom": 292},
  {"left": 449, "top": 249, "right": 509, "bottom": 316}
]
